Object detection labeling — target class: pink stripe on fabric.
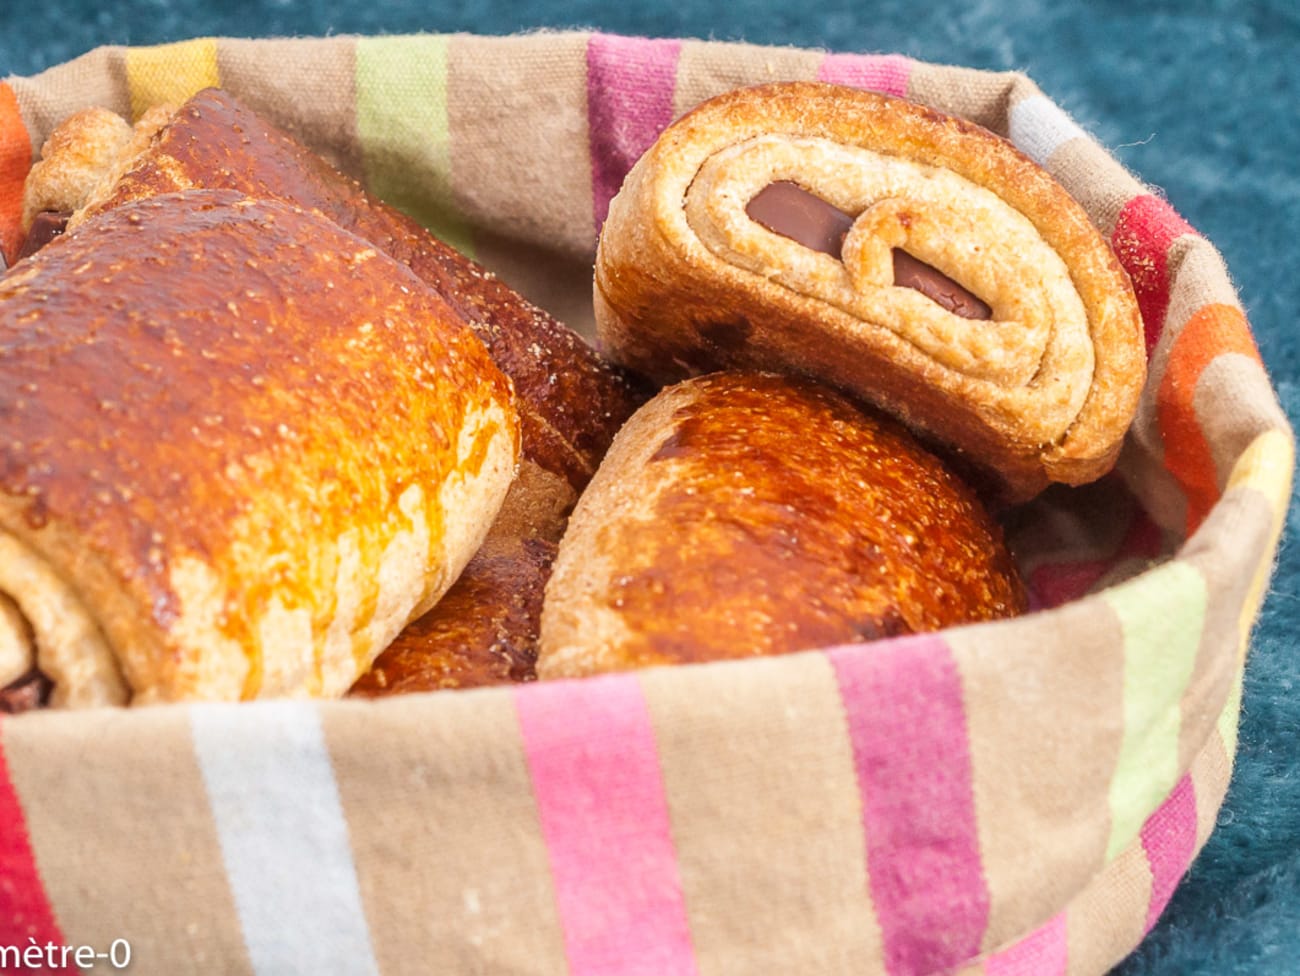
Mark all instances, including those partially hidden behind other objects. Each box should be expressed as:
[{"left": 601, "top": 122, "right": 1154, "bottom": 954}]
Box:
[
  {"left": 829, "top": 634, "right": 990, "bottom": 976},
  {"left": 515, "top": 674, "right": 698, "bottom": 976},
  {"left": 586, "top": 33, "right": 683, "bottom": 234},
  {"left": 1140, "top": 774, "right": 1198, "bottom": 932},
  {"left": 1029, "top": 509, "right": 1163, "bottom": 610},
  {"left": 0, "top": 722, "right": 66, "bottom": 965},
  {"left": 817, "top": 52, "right": 913, "bottom": 97},
  {"left": 985, "top": 912, "right": 1068, "bottom": 976},
  {"left": 1111, "top": 194, "right": 1197, "bottom": 354}
]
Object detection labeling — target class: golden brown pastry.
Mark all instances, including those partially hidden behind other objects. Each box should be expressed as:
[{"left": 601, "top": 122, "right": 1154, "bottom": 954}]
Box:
[
  {"left": 64, "top": 87, "right": 646, "bottom": 499},
  {"left": 594, "top": 81, "right": 1145, "bottom": 501},
  {"left": 0, "top": 189, "right": 518, "bottom": 706},
  {"left": 537, "top": 371, "right": 1025, "bottom": 678},
  {"left": 21, "top": 87, "right": 650, "bottom": 698},
  {"left": 349, "top": 535, "right": 557, "bottom": 696}
]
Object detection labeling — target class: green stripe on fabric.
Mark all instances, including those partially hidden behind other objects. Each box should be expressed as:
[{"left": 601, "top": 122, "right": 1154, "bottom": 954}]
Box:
[
  {"left": 1217, "top": 670, "right": 1244, "bottom": 759},
  {"left": 1102, "top": 561, "right": 1207, "bottom": 860},
  {"left": 354, "top": 34, "right": 473, "bottom": 256}
]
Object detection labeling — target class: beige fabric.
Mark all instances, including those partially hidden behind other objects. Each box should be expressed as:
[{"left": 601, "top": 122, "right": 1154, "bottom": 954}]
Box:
[
  {"left": 3, "top": 705, "right": 253, "bottom": 973},
  {"left": 321, "top": 694, "right": 570, "bottom": 975},
  {"left": 641, "top": 655, "right": 885, "bottom": 975}
]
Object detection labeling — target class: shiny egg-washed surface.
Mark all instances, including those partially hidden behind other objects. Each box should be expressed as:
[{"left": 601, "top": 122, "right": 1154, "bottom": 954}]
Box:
[
  {"left": 350, "top": 536, "right": 557, "bottom": 695},
  {"left": 82, "top": 88, "right": 646, "bottom": 494},
  {"left": 0, "top": 189, "right": 517, "bottom": 703},
  {"left": 539, "top": 371, "right": 1025, "bottom": 677}
]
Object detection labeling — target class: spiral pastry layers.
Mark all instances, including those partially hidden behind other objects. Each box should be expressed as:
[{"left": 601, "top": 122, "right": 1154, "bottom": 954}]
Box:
[{"left": 594, "top": 82, "right": 1145, "bottom": 499}]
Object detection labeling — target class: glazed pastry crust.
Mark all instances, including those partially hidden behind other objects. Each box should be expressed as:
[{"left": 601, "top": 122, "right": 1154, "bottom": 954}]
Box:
[
  {"left": 594, "top": 82, "right": 1145, "bottom": 500},
  {"left": 19, "top": 90, "right": 646, "bottom": 701},
  {"left": 0, "top": 190, "right": 518, "bottom": 704},
  {"left": 68, "top": 88, "right": 645, "bottom": 496},
  {"left": 538, "top": 372, "right": 1026, "bottom": 679},
  {"left": 349, "top": 458, "right": 570, "bottom": 697},
  {"left": 349, "top": 534, "right": 557, "bottom": 696}
]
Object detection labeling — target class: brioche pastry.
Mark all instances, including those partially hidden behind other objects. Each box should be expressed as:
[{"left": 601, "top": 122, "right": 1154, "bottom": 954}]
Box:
[
  {"left": 538, "top": 371, "right": 1025, "bottom": 678},
  {"left": 594, "top": 82, "right": 1145, "bottom": 500},
  {"left": 0, "top": 189, "right": 517, "bottom": 705}
]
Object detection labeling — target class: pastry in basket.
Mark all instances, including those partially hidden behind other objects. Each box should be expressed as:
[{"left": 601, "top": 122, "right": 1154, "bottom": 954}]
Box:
[
  {"left": 0, "top": 189, "right": 518, "bottom": 706},
  {"left": 349, "top": 535, "right": 556, "bottom": 695},
  {"left": 22, "top": 88, "right": 645, "bottom": 502},
  {"left": 16, "top": 88, "right": 649, "bottom": 699},
  {"left": 594, "top": 81, "right": 1146, "bottom": 501},
  {"left": 537, "top": 371, "right": 1026, "bottom": 678}
]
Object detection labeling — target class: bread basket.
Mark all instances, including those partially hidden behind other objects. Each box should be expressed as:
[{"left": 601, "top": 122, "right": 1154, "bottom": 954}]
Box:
[{"left": 0, "top": 32, "right": 1291, "bottom": 975}]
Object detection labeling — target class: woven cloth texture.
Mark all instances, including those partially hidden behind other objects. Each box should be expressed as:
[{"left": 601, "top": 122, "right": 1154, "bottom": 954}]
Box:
[{"left": 0, "top": 24, "right": 1295, "bottom": 976}]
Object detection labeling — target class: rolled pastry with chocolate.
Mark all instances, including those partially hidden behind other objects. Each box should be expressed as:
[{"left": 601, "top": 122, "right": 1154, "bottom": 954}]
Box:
[
  {"left": 23, "top": 88, "right": 649, "bottom": 697},
  {"left": 54, "top": 87, "right": 646, "bottom": 502},
  {"left": 538, "top": 372, "right": 1025, "bottom": 678},
  {"left": 595, "top": 82, "right": 1146, "bottom": 500},
  {"left": 0, "top": 189, "right": 518, "bottom": 706}
]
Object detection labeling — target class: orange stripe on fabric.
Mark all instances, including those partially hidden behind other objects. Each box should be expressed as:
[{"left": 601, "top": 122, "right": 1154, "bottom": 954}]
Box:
[
  {"left": 0, "top": 83, "right": 32, "bottom": 264},
  {"left": 1156, "top": 303, "right": 1263, "bottom": 533}
]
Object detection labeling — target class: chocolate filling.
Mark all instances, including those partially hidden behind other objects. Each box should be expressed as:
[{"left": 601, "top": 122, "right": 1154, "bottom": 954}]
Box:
[
  {"left": 746, "top": 180, "right": 855, "bottom": 260},
  {"left": 891, "top": 248, "right": 992, "bottom": 320},
  {"left": 0, "top": 668, "right": 52, "bottom": 714},
  {"left": 16, "top": 210, "right": 72, "bottom": 260},
  {"left": 744, "top": 181, "right": 992, "bottom": 320}
]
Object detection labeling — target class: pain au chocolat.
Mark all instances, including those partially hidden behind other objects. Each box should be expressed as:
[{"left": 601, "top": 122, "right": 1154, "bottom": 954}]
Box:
[
  {"left": 594, "top": 82, "right": 1146, "bottom": 500},
  {"left": 17, "top": 88, "right": 649, "bottom": 699},
  {"left": 537, "top": 371, "right": 1025, "bottom": 679},
  {"left": 0, "top": 189, "right": 517, "bottom": 706},
  {"left": 45, "top": 87, "right": 645, "bottom": 503}
]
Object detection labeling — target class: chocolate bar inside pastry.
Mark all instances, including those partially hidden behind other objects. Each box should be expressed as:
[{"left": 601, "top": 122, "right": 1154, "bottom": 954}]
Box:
[
  {"left": 0, "top": 189, "right": 518, "bottom": 706},
  {"left": 594, "top": 82, "right": 1146, "bottom": 500}
]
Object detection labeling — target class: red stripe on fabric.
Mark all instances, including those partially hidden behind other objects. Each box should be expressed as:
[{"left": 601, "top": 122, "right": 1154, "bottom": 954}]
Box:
[
  {"left": 514, "top": 675, "right": 698, "bottom": 976},
  {"left": 0, "top": 83, "right": 32, "bottom": 265},
  {"left": 1028, "top": 509, "right": 1162, "bottom": 610},
  {"left": 1110, "top": 194, "right": 1196, "bottom": 354},
  {"left": 816, "top": 53, "right": 914, "bottom": 97},
  {"left": 1140, "top": 774, "right": 1198, "bottom": 933},
  {"left": 829, "top": 635, "right": 989, "bottom": 976},
  {"left": 0, "top": 721, "right": 67, "bottom": 969},
  {"left": 1157, "top": 303, "right": 1262, "bottom": 534},
  {"left": 985, "top": 911, "right": 1068, "bottom": 976},
  {"left": 585, "top": 33, "right": 683, "bottom": 236}
]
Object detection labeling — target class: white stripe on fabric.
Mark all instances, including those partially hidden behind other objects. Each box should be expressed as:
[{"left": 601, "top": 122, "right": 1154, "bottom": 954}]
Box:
[
  {"left": 1008, "top": 95, "right": 1086, "bottom": 165},
  {"left": 190, "top": 700, "right": 381, "bottom": 976}
]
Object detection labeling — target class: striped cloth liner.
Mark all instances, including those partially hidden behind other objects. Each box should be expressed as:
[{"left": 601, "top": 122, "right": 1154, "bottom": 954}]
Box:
[{"left": 0, "top": 32, "right": 1292, "bottom": 976}]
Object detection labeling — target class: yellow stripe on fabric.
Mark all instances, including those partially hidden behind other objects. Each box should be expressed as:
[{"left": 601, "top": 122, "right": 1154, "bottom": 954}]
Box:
[
  {"left": 1226, "top": 429, "right": 1295, "bottom": 634},
  {"left": 354, "top": 34, "right": 473, "bottom": 255},
  {"left": 1210, "top": 430, "right": 1291, "bottom": 765},
  {"left": 1102, "top": 561, "right": 1207, "bottom": 860},
  {"left": 126, "top": 38, "right": 220, "bottom": 120}
]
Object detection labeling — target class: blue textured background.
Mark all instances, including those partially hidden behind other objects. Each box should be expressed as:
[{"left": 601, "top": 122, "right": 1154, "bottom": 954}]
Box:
[{"left": 2, "top": 2, "right": 1296, "bottom": 973}]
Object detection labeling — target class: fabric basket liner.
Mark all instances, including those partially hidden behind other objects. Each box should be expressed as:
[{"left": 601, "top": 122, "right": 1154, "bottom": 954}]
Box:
[{"left": 0, "top": 32, "right": 1292, "bottom": 976}]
